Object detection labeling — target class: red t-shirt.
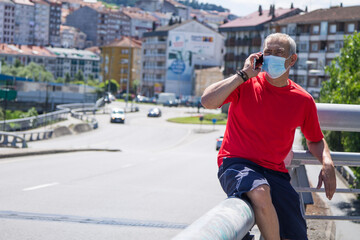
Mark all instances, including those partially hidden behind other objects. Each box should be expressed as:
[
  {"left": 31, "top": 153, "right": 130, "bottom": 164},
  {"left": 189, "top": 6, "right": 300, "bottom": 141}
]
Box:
[{"left": 218, "top": 72, "right": 323, "bottom": 173}]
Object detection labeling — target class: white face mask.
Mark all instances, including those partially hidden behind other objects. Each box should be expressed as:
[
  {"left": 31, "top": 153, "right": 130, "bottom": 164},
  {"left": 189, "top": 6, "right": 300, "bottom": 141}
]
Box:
[{"left": 262, "top": 55, "right": 291, "bottom": 79}]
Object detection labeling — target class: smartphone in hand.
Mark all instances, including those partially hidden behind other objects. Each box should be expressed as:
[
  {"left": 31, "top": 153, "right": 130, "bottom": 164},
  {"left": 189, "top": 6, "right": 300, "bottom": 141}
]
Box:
[{"left": 253, "top": 54, "right": 263, "bottom": 70}]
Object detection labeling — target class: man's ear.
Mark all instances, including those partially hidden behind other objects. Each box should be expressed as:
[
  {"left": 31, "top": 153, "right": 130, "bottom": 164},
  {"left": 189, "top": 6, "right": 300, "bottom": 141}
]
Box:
[{"left": 289, "top": 54, "right": 298, "bottom": 67}]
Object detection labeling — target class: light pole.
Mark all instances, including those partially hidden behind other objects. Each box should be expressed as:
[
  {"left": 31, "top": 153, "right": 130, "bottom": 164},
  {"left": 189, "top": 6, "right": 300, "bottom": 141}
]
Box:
[{"left": 126, "top": 47, "right": 131, "bottom": 109}]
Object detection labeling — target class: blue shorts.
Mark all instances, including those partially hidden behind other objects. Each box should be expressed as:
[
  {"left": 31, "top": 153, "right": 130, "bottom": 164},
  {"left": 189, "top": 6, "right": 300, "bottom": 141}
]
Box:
[{"left": 218, "top": 158, "right": 308, "bottom": 240}]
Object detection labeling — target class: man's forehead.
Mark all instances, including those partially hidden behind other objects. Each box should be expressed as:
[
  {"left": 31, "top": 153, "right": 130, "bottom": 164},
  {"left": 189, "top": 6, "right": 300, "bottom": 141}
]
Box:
[{"left": 264, "top": 38, "right": 289, "bottom": 51}]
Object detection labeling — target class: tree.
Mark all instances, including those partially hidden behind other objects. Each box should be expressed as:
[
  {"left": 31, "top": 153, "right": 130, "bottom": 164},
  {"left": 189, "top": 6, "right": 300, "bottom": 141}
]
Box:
[
  {"left": 99, "top": 79, "right": 119, "bottom": 94},
  {"left": 319, "top": 32, "right": 360, "bottom": 182},
  {"left": 65, "top": 73, "right": 71, "bottom": 83}
]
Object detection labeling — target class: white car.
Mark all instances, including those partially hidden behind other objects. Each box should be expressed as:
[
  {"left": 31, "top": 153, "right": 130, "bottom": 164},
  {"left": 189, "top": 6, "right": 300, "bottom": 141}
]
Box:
[{"left": 110, "top": 108, "right": 125, "bottom": 123}]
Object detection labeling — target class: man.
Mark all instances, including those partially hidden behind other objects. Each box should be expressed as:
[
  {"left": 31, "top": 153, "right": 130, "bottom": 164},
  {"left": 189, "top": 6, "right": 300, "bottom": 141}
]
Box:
[{"left": 201, "top": 33, "right": 336, "bottom": 239}]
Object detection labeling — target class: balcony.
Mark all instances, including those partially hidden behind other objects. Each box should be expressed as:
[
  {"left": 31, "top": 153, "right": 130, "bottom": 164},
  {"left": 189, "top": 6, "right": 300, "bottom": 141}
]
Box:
[
  {"left": 223, "top": 67, "right": 235, "bottom": 76},
  {"left": 224, "top": 53, "right": 235, "bottom": 61},
  {"left": 225, "top": 37, "right": 235, "bottom": 47},
  {"left": 235, "top": 53, "right": 247, "bottom": 62},
  {"left": 252, "top": 37, "right": 261, "bottom": 46}
]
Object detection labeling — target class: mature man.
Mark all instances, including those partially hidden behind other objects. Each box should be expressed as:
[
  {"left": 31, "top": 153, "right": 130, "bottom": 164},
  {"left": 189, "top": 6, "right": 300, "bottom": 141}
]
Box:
[{"left": 201, "top": 33, "right": 336, "bottom": 239}]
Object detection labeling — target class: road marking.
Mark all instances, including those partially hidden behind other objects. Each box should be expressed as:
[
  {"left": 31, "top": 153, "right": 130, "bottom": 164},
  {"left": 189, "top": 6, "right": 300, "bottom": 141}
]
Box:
[
  {"left": 0, "top": 210, "right": 188, "bottom": 229},
  {"left": 23, "top": 182, "right": 59, "bottom": 191}
]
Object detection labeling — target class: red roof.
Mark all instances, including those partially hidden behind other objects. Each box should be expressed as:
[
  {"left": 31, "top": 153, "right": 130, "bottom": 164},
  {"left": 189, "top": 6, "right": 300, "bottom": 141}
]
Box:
[
  {"left": 220, "top": 8, "right": 298, "bottom": 28},
  {"left": 0, "top": 44, "right": 56, "bottom": 57},
  {"left": 103, "top": 36, "right": 142, "bottom": 48}
]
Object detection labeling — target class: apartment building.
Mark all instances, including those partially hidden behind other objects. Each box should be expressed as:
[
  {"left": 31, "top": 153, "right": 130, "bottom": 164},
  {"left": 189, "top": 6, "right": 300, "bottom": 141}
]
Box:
[
  {"left": 47, "top": 47, "right": 100, "bottom": 80},
  {"left": 66, "top": 6, "right": 130, "bottom": 46},
  {"left": 60, "top": 25, "right": 86, "bottom": 49},
  {"left": 47, "top": 0, "right": 62, "bottom": 47},
  {"left": 100, "top": 37, "right": 142, "bottom": 93},
  {"left": 0, "top": 43, "right": 57, "bottom": 75},
  {"left": 0, "top": 0, "right": 15, "bottom": 44},
  {"left": 33, "top": 0, "right": 50, "bottom": 46},
  {"left": 13, "top": 0, "right": 35, "bottom": 45},
  {"left": 268, "top": 5, "right": 360, "bottom": 97},
  {"left": 122, "top": 8, "right": 159, "bottom": 38},
  {"left": 219, "top": 6, "right": 302, "bottom": 77},
  {"left": 142, "top": 19, "right": 224, "bottom": 96}
]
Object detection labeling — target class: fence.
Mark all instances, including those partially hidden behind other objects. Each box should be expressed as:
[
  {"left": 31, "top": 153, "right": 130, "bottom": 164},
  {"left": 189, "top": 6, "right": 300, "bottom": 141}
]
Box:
[
  {"left": 0, "top": 101, "right": 104, "bottom": 148},
  {"left": 173, "top": 103, "right": 360, "bottom": 239}
]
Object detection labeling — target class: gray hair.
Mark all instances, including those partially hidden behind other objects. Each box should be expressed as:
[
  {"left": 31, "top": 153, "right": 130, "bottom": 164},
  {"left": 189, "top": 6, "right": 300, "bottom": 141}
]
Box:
[{"left": 264, "top": 33, "right": 296, "bottom": 55}]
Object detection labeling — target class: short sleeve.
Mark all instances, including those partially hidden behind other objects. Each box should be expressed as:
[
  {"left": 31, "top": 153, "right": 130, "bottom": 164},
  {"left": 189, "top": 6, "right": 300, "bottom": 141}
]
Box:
[
  {"left": 221, "top": 85, "right": 241, "bottom": 106},
  {"left": 301, "top": 98, "right": 324, "bottom": 142}
]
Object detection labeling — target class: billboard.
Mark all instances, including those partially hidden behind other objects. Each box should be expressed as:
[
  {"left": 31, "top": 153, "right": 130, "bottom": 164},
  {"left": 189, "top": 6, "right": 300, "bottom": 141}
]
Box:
[{"left": 167, "top": 32, "right": 215, "bottom": 82}]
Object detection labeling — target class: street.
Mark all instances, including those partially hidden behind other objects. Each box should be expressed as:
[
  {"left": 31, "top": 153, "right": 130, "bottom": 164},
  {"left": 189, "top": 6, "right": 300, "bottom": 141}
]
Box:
[{"left": 0, "top": 102, "right": 226, "bottom": 240}]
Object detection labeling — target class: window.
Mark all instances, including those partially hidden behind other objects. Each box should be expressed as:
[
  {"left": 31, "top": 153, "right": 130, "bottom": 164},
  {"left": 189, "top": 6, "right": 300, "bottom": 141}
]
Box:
[
  {"left": 312, "top": 25, "right": 320, "bottom": 34},
  {"left": 329, "top": 24, "right": 336, "bottom": 33},
  {"left": 328, "top": 42, "right": 335, "bottom": 52},
  {"left": 298, "top": 42, "right": 308, "bottom": 52},
  {"left": 309, "top": 77, "right": 319, "bottom": 87},
  {"left": 311, "top": 42, "right": 318, "bottom": 52},
  {"left": 347, "top": 23, "right": 355, "bottom": 33}
]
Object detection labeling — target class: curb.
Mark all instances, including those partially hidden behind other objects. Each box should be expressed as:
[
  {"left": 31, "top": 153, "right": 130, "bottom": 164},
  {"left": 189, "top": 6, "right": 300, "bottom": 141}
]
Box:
[{"left": 0, "top": 148, "right": 121, "bottom": 159}]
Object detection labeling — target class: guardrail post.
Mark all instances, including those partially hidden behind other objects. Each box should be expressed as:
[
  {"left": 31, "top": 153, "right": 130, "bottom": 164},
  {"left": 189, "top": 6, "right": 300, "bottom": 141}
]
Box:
[{"left": 172, "top": 198, "right": 255, "bottom": 240}]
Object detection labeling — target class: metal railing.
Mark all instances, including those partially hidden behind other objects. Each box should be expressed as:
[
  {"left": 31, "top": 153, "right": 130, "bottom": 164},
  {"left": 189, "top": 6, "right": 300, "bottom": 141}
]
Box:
[
  {"left": 173, "top": 103, "right": 360, "bottom": 239},
  {"left": 0, "top": 102, "right": 104, "bottom": 148}
]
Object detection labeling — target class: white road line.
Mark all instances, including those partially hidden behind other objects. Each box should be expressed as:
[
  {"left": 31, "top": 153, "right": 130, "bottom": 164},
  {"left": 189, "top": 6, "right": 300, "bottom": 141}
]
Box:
[{"left": 23, "top": 182, "right": 59, "bottom": 191}]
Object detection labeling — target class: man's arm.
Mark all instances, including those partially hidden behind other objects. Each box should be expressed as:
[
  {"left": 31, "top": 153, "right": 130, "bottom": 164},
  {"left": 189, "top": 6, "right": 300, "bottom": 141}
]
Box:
[
  {"left": 306, "top": 138, "right": 336, "bottom": 200},
  {"left": 201, "top": 53, "right": 262, "bottom": 109}
]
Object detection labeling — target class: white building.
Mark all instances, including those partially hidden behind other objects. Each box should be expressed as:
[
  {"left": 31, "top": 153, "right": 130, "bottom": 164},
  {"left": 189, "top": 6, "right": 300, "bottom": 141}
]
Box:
[
  {"left": 142, "top": 19, "right": 224, "bottom": 96},
  {"left": 0, "top": 0, "right": 15, "bottom": 44},
  {"left": 122, "top": 7, "right": 159, "bottom": 38},
  {"left": 60, "top": 25, "right": 86, "bottom": 49},
  {"left": 268, "top": 5, "right": 360, "bottom": 97},
  {"left": 13, "top": 0, "right": 35, "bottom": 45},
  {"left": 34, "top": 0, "right": 50, "bottom": 46},
  {"left": 47, "top": 47, "right": 100, "bottom": 80}
]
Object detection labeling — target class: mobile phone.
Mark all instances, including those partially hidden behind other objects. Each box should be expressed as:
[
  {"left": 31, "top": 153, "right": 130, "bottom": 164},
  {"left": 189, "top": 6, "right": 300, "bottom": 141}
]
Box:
[{"left": 253, "top": 54, "right": 263, "bottom": 70}]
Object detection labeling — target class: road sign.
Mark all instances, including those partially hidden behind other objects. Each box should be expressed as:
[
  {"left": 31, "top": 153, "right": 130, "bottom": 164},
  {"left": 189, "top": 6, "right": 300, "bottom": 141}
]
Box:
[{"left": 0, "top": 89, "right": 17, "bottom": 101}]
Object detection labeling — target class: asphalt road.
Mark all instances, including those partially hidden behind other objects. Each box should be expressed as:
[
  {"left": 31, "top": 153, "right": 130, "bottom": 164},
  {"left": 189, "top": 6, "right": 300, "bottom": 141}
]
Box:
[{"left": 0, "top": 102, "right": 227, "bottom": 240}]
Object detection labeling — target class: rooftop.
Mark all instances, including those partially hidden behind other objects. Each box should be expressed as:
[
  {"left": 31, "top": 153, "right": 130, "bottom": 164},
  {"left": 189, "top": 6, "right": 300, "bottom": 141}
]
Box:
[
  {"left": 102, "top": 36, "right": 142, "bottom": 48},
  {"left": 220, "top": 7, "right": 300, "bottom": 29},
  {"left": 274, "top": 5, "right": 360, "bottom": 25},
  {"left": 0, "top": 44, "right": 55, "bottom": 57},
  {"left": 46, "top": 47, "right": 100, "bottom": 60}
]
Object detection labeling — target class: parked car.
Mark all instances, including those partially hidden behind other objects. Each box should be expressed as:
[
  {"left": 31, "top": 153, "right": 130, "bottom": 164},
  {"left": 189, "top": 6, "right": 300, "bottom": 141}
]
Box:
[
  {"left": 216, "top": 136, "right": 223, "bottom": 151},
  {"left": 163, "top": 100, "right": 179, "bottom": 107},
  {"left": 147, "top": 107, "right": 162, "bottom": 117},
  {"left": 110, "top": 108, "right": 125, "bottom": 123}
]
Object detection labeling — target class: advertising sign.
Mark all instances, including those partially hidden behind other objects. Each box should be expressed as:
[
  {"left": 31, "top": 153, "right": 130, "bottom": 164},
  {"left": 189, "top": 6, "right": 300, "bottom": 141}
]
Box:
[{"left": 167, "top": 32, "right": 215, "bottom": 82}]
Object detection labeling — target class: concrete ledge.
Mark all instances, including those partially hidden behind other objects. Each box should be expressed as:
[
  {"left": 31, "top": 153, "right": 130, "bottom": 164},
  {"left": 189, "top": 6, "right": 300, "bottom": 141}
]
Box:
[
  {"left": 53, "top": 126, "right": 72, "bottom": 138},
  {"left": 71, "top": 123, "right": 93, "bottom": 134},
  {"left": 0, "top": 148, "right": 121, "bottom": 159}
]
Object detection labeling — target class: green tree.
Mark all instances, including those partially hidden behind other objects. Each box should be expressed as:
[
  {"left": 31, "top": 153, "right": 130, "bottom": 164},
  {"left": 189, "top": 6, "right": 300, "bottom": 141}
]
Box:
[
  {"left": 319, "top": 32, "right": 360, "bottom": 182},
  {"left": 99, "top": 79, "right": 119, "bottom": 94},
  {"left": 65, "top": 73, "right": 71, "bottom": 83}
]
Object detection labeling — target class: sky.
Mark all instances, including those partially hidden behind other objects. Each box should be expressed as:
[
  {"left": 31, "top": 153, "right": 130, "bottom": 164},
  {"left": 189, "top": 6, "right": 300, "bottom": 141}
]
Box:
[{"left": 198, "top": 0, "right": 360, "bottom": 16}]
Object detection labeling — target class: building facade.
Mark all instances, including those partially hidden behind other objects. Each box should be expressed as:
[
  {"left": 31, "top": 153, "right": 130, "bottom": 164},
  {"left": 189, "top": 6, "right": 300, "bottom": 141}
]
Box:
[
  {"left": 47, "top": 47, "right": 100, "bottom": 80},
  {"left": 100, "top": 37, "right": 142, "bottom": 93},
  {"left": 268, "top": 5, "right": 360, "bottom": 97},
  {"left": 47, "top": 0, "right": 62, "bottom": 47},
  {"left": 0, "top": 0, "right": 15, "bottom": 44},
  {"left": 34, "top": 0, "right": 50, "bottom": 46},
  {"left": 219, "top": 6, "right": 302, "bottom": 77},
  {"left": 142, "top": 20, "right": 224, "bottom": 97},
  {"left": 60, "top": 25, "right": 86, "bottom": 49},
  {"left": 13, "top": 0, "right": 35, "bottom": 45},
  {"left": 0, "top": 43, "right": 57, "bottom": 75},
  {"left": 122, "top": 8, "right": 159, "bottom": 38}
]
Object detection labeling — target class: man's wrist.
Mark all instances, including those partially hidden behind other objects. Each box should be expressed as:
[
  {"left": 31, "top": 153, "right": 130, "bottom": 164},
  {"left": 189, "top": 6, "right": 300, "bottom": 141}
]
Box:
[{"left": 236, "top": 70, "right": 249, "bottom": 82}]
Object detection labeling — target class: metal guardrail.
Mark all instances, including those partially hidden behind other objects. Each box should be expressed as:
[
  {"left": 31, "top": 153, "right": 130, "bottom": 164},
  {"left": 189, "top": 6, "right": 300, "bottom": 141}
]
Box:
[
  {"left": 0, "top": 102, "right": 104, "bottom": 148},
  {"left": 0, "top": 131, "right": 27, "bottom": 148},
  {"left": 173, "top": 103, "right": 360, "bottom": 239}
]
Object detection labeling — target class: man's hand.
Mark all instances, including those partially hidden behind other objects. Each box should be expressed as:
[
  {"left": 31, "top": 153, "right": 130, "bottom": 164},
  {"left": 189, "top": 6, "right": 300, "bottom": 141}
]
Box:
[
  {"left": 243, "top": 52, "right": 262, "bottom": 79},
  {"left": 317, "top": 161, "right": 336, "bottom": 200}
]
